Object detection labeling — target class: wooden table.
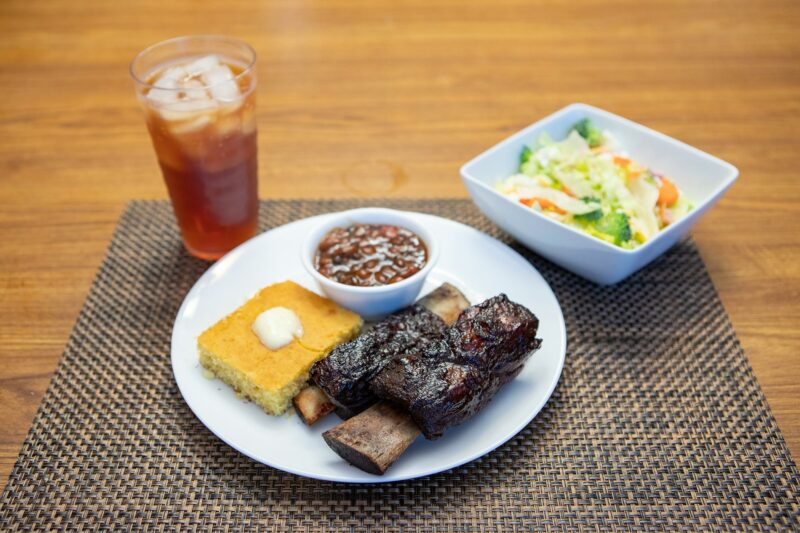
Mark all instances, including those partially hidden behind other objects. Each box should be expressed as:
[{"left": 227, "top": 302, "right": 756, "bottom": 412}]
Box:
[{"left": 1, "top": 0, "right": 798, "bottom": 490}]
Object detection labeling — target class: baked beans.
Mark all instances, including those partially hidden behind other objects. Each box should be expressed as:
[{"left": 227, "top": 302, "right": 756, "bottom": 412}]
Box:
[{"left": 314, "top": 224, "right": 428, "bottom": 287}]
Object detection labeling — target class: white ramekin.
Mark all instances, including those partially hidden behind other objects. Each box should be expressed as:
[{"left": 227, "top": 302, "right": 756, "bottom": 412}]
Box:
[{"left": 300, "top": 208, "right": 439, "bottom": 319}]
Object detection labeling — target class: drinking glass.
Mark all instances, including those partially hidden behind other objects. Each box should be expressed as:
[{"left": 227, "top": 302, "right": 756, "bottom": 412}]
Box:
[{"left": 131, "top": 36, "right": 259, "bottom": 260}]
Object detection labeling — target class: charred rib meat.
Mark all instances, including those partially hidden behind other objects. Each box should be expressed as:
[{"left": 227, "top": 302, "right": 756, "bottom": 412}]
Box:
[
  {"left": 309, "top": 304, "right": 447, "bottom": 418},
  {"left": 369, "top": 294, "right": 541, "bottom": 439}
]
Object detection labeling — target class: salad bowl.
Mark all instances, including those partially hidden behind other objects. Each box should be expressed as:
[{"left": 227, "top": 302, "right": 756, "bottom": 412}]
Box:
[{"left": 460, "top": 103, "right": 739, "bottom": 285}]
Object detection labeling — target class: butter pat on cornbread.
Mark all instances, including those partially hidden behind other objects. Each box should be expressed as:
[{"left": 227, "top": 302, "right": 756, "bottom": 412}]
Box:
[{"left": 198, "top": 281, "right": 362, "bottom": 415}]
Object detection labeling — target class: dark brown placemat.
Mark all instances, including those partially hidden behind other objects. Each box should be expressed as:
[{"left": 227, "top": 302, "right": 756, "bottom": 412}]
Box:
[{"left": 1, "top": 199, "right": 798, "bottom": 531}]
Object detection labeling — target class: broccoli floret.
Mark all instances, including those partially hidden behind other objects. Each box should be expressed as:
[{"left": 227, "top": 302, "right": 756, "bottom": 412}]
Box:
[
  {"left": 574, "top": 209, "right": 602, "bottom": 222},
  {"left": 520, "top": 160, "right": 538, "bottom": 176},
  {"left": 594, "top": 212, "right": 632, "bottom": 245},
  {"left": 520, "top": 145, "right": 533, "bottom": 166},
  {"left": 573, "top": 119, "right": 604, "bottom": 148}
]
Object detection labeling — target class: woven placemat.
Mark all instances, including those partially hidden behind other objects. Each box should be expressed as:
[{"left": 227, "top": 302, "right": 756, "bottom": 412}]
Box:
[{"left": 1, "top": 199, "right": 798, "bottom": 531}]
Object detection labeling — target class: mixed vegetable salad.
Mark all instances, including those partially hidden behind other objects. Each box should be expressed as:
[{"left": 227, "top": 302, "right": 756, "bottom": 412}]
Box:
[{"left": 496, "top": 120, "right": 692, "bottom": 249}]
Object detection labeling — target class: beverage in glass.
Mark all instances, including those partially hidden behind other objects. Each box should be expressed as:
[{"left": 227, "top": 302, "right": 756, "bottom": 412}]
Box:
[{"left": 131, "top": 36, "right": 258, "bottom": 260}]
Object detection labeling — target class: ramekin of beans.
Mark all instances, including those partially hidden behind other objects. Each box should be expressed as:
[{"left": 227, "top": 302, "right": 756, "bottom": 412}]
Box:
[{"left": 301, "top": 208, "right": 439, "bottom": 318}]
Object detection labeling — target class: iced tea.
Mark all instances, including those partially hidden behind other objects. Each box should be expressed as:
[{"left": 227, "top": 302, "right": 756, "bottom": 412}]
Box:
[{"left": 131, "top": 37, "right": 258, "bottom": 260}]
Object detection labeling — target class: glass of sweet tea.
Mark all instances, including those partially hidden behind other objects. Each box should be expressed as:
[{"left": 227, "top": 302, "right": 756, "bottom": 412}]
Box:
[{"left": 130, "top": 36, "right": 258, "bottom": 260}]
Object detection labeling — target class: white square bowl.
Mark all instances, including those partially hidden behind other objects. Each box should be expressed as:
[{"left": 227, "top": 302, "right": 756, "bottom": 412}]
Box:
[{"left": 460, "top": 103, "right": 739, "bottom": 285}]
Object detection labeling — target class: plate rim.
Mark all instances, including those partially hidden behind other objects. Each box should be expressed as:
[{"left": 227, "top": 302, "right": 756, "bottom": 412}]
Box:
[{"left": 171, "top": 209, "right": 567, "bottom": 483}]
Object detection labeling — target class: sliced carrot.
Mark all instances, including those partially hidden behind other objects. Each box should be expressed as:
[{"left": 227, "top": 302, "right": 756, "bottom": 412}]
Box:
[
  {"left": 560, "top": 184, "right": 577, "bottom": 198},
  {"left": 613, "top": 156, "right": 631, "bottom": 167},
  {"left": 520, "top": 197, "right": 567, "bottom": 215},
  {"left": 657, "top": 177, "right": 679, "bottom": 207},
  {"left": 659, "top": 203, "right": 673, "bottom": 226}
]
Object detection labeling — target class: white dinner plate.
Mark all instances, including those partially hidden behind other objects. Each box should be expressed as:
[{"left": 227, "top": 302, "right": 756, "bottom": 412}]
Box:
[{"left": 171, "top": 210, "right": 566, "bottom": 483}]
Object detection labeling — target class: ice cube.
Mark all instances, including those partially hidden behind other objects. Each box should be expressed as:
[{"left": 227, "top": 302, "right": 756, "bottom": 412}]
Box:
[
  {"left": 201, "top": 65, "right": 233, "bottom": 85},
  {"left": 147, "top": 76, "right": 179, "bottom": 105},
  {"left": 210, "top": 81, "right": 241, "bottom": 102},
  {"left": 185, "top": 55, "right": 221, "bottom": 77},
  {"left": 168, "top": 114, "right": 213, "bottom": 135},
  {"left": 169, "top": 99, "right": 218, "bottom": 112},
  {"left": 159, "top": 99, "right": 218, "bottom": 122},
  {"left": 181, "top": 79, "right": 210, "bottom": 101},
  {"left": 146, "top": 65, "right": 190, "bottom": 105},
  {"left": 160, "top": 65, "right": 188, "bottom": 82},
  {"left": 201, "top": 65, "right": 241, "bottom": 102}
]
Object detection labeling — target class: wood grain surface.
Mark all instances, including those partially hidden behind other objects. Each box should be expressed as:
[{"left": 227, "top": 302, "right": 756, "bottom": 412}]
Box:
[{"left": 1, "top": 0, "right": 798, "bottom": 491}]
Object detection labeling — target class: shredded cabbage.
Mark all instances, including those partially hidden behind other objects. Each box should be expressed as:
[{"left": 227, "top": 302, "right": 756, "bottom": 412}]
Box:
[{"left": 497, "top": 121, "right": 692, "bottom": 249}]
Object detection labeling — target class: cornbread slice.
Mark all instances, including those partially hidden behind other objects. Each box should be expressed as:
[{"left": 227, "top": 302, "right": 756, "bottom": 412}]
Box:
[{"left": 198, "top": 281, "right": 362, "bottom": 415}]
